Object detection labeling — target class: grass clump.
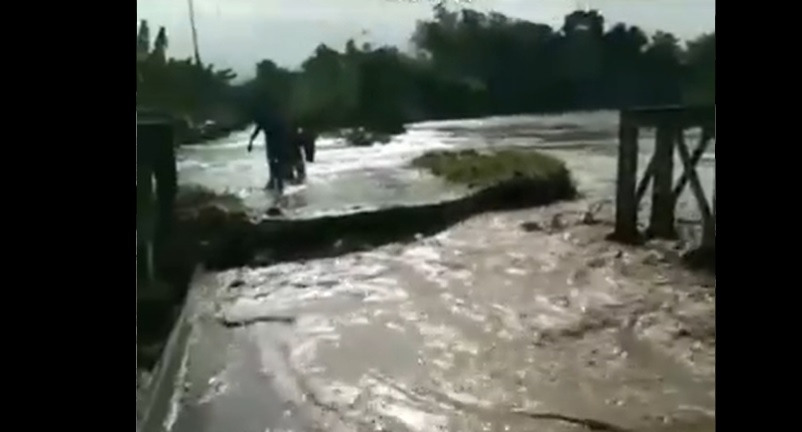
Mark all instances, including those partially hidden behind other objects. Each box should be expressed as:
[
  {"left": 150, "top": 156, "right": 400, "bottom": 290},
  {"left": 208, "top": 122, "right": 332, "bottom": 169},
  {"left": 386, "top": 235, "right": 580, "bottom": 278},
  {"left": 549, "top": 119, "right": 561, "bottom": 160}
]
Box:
[{"left": 411, "top": 149, "right": 570, "bottom": 188}]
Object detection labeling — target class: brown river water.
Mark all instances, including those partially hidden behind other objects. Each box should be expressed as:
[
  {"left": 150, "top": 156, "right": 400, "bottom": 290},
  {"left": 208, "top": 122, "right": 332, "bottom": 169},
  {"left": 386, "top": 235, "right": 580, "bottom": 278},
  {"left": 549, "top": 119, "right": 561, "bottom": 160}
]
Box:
[{"left": 157, "top": 112, "right": 715, "bottom": 432}]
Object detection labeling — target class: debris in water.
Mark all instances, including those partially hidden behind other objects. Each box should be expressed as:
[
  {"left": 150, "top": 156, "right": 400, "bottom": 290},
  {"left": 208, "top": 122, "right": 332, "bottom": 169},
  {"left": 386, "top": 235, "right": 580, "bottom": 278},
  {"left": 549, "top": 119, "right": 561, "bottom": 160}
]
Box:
[
  {"left": 511, "top": 410, "right": 634, "bottom": 432},
  {"left": 550, "top": 214, "right": 565, "bottom": 230},
  {"left": 520, "top": 221, "right": 544, "bottom": 232},
  {"left": 266, "top": 206, "right": 284, "bottom": 217},
  {"left": 582, "top": 200, "right": 609, "bottom": 225},
  {"left": 218, "top": 314, "right": 297, "bottom": 328}
]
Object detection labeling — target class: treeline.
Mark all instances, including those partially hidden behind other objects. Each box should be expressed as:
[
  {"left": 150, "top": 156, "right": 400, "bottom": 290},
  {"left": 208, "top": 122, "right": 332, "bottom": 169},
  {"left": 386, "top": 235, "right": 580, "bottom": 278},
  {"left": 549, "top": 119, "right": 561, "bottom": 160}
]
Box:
[
  {"left": 136, "top": 6, "right": 715, "bottom": 138},
  {"left": 136, "top": 20, "right": 244, "bottom": 140}
]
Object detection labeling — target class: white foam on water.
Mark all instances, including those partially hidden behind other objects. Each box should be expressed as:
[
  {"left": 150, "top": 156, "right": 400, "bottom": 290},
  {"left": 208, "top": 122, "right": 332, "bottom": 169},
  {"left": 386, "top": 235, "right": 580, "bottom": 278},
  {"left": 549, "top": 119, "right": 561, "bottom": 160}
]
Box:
[
  {"left": 306, "top": 129, "right": 456, "bottom": 178},
  {"left": 178, "top": 112, "right": 715, "bottom": 229},
  {"left": 177, "top": 125, "right": 460, "bottom": 204}
]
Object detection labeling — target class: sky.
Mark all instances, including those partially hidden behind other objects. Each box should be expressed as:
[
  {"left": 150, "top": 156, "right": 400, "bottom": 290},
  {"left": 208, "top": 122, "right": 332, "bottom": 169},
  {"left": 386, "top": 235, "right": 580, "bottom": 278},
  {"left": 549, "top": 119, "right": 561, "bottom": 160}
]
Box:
[{"left": 136, "top": 0, "right": 716, "bottom": 79}]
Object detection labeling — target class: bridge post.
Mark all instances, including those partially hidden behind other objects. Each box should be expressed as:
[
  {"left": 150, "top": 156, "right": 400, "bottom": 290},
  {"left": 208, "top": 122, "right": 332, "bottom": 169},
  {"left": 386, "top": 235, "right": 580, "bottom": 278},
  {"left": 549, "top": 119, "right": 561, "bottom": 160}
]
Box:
[
  {"left": 703, "top": 163, "right": 716, "bottom": 248},
  {"left": 151, "top": 125, "right": 177, "bottom": 254},
  {"left": 612, "top": 105, "right": 715, "bottom": 251},
  {"left": 704, "top": 115, "right": 716, "bottom": 249},
  {"left": 612, "top": 115, "right": 640, "bottom": 243},
  {"left": 648, "top": 123, "right": 677, "bottom": 239},
  {"left": 137, "top": 159, "right": 156, "bottom": 294},
  {"left": 137, "top": 116, "right": 177, "bottom": 299}
]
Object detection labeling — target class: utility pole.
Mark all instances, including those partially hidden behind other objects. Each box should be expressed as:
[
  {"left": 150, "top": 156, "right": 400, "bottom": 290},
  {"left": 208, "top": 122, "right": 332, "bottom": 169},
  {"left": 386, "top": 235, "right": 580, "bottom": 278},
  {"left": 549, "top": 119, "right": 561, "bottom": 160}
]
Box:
[{"left": 187, "top": 0, "right": 202, "bottom": 66}]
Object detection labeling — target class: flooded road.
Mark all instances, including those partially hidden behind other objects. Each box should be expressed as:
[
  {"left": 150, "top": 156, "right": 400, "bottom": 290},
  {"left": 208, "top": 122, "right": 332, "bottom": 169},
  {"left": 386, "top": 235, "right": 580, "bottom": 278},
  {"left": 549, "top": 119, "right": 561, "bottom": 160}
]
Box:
[
  {"left": 178, "top": 111, "right": 714, "bottom": 225},
  {"left": 166, "top": 112, "right": 715, "bottom": 432}
]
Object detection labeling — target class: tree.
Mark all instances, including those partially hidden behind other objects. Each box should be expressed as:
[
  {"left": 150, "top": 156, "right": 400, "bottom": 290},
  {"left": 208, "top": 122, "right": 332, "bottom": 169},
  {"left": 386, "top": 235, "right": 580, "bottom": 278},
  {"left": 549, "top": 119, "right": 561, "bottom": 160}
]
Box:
[
  {"left": 137, "top": 20, "right": 241, "bottom": 128},
  {"left": 138, "top": 8, "right": 715, "bottom": 145},
  {"left": 152, "top": 27, "right": 168, "bottom": 64},
  {"left": 684, "top": 33, "right": 715, "bottom": 104},
  {"left": 137, "top": 20, "right": 151, "bottom": 59}
]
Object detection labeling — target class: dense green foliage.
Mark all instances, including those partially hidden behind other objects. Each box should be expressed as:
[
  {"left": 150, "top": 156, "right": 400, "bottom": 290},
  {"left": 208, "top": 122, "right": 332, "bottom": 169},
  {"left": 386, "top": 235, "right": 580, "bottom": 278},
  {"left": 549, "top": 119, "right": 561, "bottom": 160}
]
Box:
[
  {"left": 136, "top": 6, "right": 714, "bottom": 139},
  {"left": 412, "top": 149, "right": 569, "bottom": 187},
  {"left": 136, "top": 21, "right": 238, "bottom": 124}
]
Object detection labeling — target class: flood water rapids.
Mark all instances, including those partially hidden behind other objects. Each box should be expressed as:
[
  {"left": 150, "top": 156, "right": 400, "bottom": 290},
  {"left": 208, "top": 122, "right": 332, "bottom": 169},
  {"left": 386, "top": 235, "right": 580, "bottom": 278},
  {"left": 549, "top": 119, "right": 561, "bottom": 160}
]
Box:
[{"left": 164, "top": 112, "right": 715, "bottom": 432}]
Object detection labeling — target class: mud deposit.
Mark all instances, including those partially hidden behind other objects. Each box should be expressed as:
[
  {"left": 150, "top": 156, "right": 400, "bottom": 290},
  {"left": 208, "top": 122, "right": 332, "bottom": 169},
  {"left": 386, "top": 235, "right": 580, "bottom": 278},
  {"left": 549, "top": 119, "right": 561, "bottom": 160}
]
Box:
[{"left": 168, "top": 201, "right": 715, "bottom": 432}]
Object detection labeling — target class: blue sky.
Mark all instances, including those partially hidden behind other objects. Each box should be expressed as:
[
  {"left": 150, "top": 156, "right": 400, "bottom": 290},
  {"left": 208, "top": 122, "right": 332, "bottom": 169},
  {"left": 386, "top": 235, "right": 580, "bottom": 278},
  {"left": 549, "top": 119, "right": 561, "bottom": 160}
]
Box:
[{"left": 136, "top": 0, "right": 715, "bottom": 78}]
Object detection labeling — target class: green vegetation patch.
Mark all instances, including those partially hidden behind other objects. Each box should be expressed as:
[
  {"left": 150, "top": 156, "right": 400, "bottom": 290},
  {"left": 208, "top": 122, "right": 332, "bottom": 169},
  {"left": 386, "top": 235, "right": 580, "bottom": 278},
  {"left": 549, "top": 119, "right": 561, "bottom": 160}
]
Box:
[{"left": 411, "top": 149, "right": 570, "bottom": 188}]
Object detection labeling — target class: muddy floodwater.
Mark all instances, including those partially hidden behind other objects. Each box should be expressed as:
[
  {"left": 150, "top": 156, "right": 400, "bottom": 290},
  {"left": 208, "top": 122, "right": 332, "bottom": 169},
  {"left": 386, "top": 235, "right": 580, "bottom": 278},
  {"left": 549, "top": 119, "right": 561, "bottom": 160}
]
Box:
[
  {"left": 165, "top": 112, "right": 715, "bottom": 432},
  {"left": 177, "top": 112, "right": 714, "bottom": 224}
]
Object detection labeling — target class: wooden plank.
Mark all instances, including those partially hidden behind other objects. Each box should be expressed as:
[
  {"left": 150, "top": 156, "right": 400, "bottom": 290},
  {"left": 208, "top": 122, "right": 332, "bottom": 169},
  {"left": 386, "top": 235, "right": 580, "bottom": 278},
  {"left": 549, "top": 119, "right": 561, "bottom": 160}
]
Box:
[
  {"left": 648, "top": 124, "right": 677, "bottom": 239},
  {"left": 621, "top": 105, "right": 715, "bottom": 129},
  {"left": 676, "top": 132, "right": 715, "bottom": 245},
  {"left": 612, "top": 117, "right": 640, "bottom": 243},
  {"left": 635, "top": 156, "right": 655, "bottom": 205},
  {"left": 137, "top": 108, "right": 178, "bottom": 124},
  {"left": 672, "top": 130, "right": 712, "bottom": 200},
  {"left": 706, "top": 156, "right": 716, "bottom": 249}
]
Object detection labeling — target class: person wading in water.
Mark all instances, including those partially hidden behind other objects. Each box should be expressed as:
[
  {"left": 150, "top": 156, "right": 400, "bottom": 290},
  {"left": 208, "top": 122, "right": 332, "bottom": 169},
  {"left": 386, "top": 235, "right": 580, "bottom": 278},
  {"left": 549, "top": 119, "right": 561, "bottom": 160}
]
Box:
[
  {"left": 247, "top": 102, "right": 291, "bottom": 195},
  {"left": 285, "top": 126, "right": 318, "bottom": 183}
]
